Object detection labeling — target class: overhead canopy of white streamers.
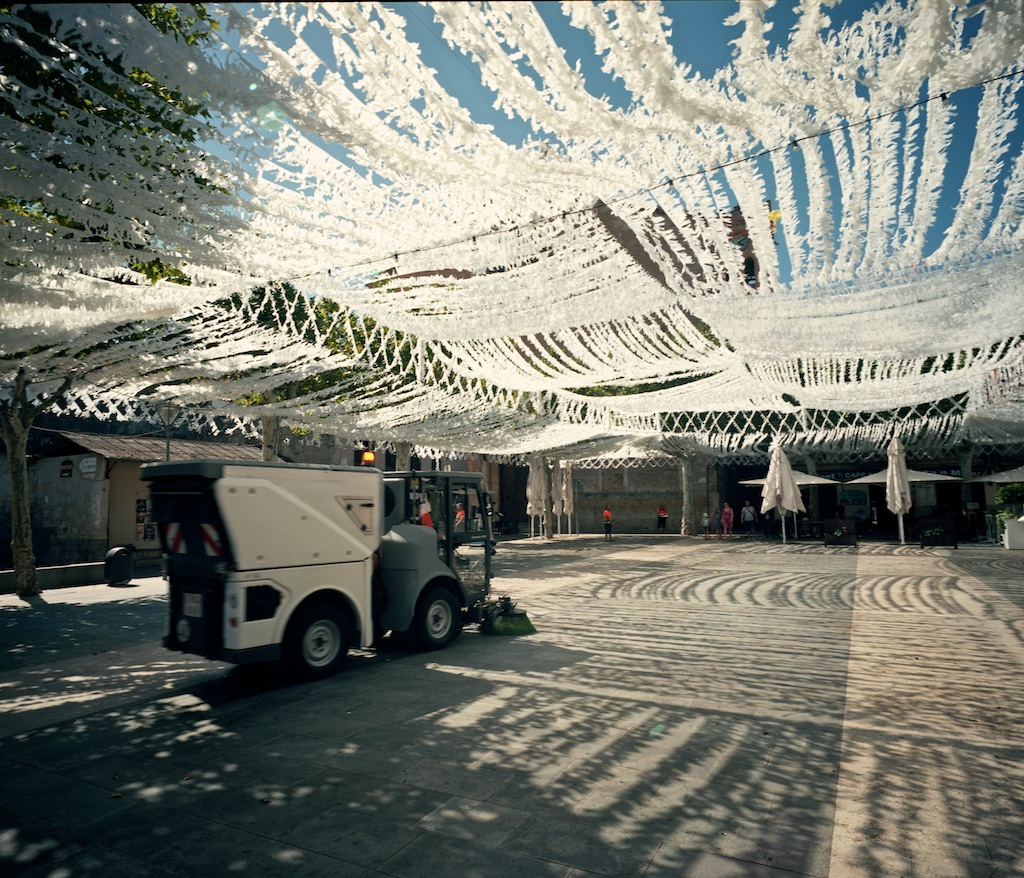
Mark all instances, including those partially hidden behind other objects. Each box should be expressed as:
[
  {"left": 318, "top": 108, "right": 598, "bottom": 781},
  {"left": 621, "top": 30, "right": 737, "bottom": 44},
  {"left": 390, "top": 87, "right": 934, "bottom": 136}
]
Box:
[{"left": 3, "top": 2, "right": 1024, "bottom": 463}]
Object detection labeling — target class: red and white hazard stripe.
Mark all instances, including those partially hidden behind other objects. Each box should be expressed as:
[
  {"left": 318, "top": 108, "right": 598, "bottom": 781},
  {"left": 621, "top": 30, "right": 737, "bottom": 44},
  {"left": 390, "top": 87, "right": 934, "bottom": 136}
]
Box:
[
  {"left": 164, "top": 522, "right": 186, "bottom": 553},
  {"left": 200, "top": 523, "right": 223, "bottom": 557}
]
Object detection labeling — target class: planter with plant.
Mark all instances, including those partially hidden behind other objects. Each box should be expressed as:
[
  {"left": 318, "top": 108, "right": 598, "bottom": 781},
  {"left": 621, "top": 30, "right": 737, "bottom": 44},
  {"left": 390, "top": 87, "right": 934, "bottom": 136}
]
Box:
[
  {"left": 996, "top": 484, "right": 1024, "bottom": 549},
  {"left": 919, "top": 527, "right": 957, "bottom": 548},
  {"left": 824, "top": 526, "right": 857, "bottom": 547}
]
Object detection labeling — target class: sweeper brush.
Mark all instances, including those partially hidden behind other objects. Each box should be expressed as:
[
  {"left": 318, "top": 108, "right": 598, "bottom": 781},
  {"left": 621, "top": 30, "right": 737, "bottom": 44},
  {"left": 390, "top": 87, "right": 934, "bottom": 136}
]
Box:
[{"left": 480, "top": 594, "right": 536, "bottom": 636}]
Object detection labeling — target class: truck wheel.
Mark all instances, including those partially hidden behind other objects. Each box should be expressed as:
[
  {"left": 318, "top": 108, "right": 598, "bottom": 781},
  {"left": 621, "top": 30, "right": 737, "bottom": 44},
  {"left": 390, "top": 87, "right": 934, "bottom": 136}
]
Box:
[
  {"left": 285, "top": 604, "right": 351, "bottom": 680},
  {"left": 415, "top": 587, "right": 461, "bottom": 651}
]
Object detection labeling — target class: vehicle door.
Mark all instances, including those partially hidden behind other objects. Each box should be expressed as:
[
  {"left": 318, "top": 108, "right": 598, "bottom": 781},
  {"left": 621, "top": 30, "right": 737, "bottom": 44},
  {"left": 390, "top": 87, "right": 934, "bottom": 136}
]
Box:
[{"left": 449, "top": 479, "right": 491, "bottom": 602}]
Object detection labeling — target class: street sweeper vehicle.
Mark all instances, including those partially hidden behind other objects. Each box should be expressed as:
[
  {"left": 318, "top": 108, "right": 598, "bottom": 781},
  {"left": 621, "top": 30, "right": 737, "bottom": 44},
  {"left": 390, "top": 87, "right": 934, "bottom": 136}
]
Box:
[{"left": 141, "top": 460, "right": 504, "bottom": 679}]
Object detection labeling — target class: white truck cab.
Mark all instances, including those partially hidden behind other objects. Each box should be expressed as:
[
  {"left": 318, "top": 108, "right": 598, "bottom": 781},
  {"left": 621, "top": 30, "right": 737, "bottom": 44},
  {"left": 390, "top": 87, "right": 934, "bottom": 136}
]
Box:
[{"left": 141, "top": 461, "right": 494, "bottom": 679}]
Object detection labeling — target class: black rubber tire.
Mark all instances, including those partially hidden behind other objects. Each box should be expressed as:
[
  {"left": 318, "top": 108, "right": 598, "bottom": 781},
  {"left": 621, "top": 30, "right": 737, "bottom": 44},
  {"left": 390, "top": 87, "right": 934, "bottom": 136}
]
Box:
[
  {"left": 284, "top": 603, "right": 351, "bottom": 680},
  {"left": 414, "top": 587, "right": 461, "bottom": 651}
]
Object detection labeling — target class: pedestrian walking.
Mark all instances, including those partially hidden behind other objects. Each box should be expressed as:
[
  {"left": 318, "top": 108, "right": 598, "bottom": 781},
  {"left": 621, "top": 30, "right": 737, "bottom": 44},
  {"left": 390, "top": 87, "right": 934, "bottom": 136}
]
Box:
[
  {"left": 656, "top": 505, "right": 668, "bottom": 531},
  {"left": 702, "top": 511, "right": 710, "bottom": 538},
  {"left": 711, "top": 507, "right": 722, "bottom": 540},
  {"left": 721, "top": 502, "right": 734, "bottom": 538},
  {"left": 740, "top": 500, "right": 758, "bottom": 538},
  {"left": 603, "top": 506, "right": 613, "bottom": 542}
]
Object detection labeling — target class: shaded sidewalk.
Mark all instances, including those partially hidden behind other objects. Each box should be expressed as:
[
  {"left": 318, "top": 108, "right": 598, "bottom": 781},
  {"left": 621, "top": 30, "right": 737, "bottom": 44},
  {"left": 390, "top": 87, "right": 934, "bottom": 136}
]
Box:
[{"left": 2, "top": 536, "right": 1023, "bottom": 877}]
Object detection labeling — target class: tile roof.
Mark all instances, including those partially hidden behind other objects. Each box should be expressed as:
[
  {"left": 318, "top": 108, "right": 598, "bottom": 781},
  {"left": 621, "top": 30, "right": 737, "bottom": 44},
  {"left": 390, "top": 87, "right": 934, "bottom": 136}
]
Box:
[{"left": 54, "top": 432, "right": 267, "bottom": 463}]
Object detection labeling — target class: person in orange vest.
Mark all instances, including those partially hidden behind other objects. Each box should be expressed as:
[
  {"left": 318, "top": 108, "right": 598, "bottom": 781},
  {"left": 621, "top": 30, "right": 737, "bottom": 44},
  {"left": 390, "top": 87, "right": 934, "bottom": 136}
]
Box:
[
  {"left": 603, "top": 506, "right": 613, "bottom": 542},
  {"left": 418, "top": 498, "right": 433, "bottom": 528}
]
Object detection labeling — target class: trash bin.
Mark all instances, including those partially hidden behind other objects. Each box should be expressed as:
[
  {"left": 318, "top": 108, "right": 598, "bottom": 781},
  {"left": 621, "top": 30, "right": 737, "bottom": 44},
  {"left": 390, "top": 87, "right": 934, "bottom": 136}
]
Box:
[{"left": 104, "top": 545, "right": 135, "bottom": 586}]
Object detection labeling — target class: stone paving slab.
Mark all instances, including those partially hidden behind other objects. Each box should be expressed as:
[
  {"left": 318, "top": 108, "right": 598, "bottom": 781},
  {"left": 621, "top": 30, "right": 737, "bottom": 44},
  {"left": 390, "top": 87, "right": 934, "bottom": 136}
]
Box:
[{"left": 1, "top": 536, "right": 1022, "bottom": 877}]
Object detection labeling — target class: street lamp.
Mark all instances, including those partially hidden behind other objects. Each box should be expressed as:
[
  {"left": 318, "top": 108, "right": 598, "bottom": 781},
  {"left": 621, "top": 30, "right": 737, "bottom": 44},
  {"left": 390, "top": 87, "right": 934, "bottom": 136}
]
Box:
[{"left": 154, "top": 401, "right": 182, "bottom": 461}]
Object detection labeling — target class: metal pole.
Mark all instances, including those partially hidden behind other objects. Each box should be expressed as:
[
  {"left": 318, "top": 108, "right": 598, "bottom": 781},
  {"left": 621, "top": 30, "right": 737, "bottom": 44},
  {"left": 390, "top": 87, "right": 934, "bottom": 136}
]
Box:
[{"left": 154, "top": 401, "right": 182, "bottom": 461}]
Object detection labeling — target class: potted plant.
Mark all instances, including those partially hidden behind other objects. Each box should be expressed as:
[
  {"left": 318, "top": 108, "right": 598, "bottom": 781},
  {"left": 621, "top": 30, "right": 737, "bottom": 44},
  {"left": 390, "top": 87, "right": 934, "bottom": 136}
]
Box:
[
  {"left": 919, "top": 527, "right": 957, "bottom": 549},
  {"left": 996, "top": 484, "right": 1024, "bottom": 549},
  {"left": 824, "top": 525, "right": 857, "bottom": 547}
]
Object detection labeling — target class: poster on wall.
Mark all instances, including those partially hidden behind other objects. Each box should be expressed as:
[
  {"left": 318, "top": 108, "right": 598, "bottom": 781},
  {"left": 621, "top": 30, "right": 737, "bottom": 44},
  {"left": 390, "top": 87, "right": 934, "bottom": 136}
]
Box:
[
  {"left": 135, "top": 497, "right": 157, "bottom": 542},
  {"left": 79, "top": 456, "right": 97, "bottom": 479}
]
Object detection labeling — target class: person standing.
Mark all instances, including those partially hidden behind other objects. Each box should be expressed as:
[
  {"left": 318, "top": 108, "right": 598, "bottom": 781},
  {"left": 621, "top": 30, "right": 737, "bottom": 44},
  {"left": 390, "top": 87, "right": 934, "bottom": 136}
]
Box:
[
  {"left": 656, "top": 505, "right": 668, "bottom": 532},
  {"left": 721, "top": 502, "right": 735, "bottom": 538},
  {"left": 603, "top": 506, "right": 613, "bottom": 542},
  {"left": 740, "top": 500, "right": 758, "bottom": 538},
  {"left": 702, "top": 511, "right": 710, "bottom": 539},
  {"left": 711, "top": 507, "right": 722, "bottom": 540}
]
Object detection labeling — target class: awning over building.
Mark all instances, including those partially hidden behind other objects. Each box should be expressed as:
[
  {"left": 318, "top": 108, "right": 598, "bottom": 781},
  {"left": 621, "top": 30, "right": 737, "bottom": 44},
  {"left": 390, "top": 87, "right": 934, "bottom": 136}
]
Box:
[{"left": 44, "top": 431, "right": 266, "bottom": 463}]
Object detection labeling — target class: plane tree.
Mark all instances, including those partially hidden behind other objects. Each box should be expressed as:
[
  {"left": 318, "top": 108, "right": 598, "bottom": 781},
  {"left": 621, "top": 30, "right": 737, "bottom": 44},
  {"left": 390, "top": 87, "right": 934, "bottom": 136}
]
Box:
[{"left": 0, "top": 4, "right": 220, "bottom": 596}]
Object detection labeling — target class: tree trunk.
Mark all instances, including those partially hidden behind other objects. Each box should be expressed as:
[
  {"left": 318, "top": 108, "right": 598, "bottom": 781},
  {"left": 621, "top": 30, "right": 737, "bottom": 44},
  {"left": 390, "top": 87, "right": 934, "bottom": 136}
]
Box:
[
  {"left": 3, "top": 419, "right": 40, "bottom": 597},
  {"left": 260, "top": 414, "right": 280, "bottom": 461},
  {"left": 803, "top": 455, "right": 819, "bottom": 521},
  {"left": 1, "top": 367, "right": 73, "bottom": 598},
  {"left": 957, "top": 445, "right": 973, "bottom": 511}
]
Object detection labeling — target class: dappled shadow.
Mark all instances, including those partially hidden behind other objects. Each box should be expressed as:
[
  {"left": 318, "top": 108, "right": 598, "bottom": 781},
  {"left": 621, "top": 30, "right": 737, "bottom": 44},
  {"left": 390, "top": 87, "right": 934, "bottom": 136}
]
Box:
[
  {"left": 0, "top": 590, "right": 168, "bottom": 672},
  {"left": 940, "top": 552, "right": 1024, "bottom": 612},
  {"left": 2, "top": 543, "right": 1022, "bottom": 876}
]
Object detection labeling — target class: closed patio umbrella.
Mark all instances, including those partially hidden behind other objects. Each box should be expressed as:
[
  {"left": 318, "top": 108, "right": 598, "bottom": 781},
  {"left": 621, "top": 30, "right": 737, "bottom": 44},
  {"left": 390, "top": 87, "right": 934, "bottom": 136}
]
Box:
[
  {"left": 741, "top": 471, "right": 838, "bottom": 537},
  {"left": 885, "top": 437, "right": 913, "bottom": 545},
  {"left": 560, "top": 462, "right": 575, "bottom": 535},
  {"left": 545, "top": 462, "right": 575, "bottom": 536},
  {"left": 526, "top": 456, "right": 549, "bottom": 538},
  {"left": 760, "top": 444, "right": 806, "bottom": 543},
  {"left": 846, "top": 460, "right": 959, "bottom": 544}
]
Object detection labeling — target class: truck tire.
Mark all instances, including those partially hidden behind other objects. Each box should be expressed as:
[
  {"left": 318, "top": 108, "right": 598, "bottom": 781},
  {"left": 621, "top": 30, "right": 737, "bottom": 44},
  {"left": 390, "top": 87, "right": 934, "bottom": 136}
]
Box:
[
  {"left": 414, "top": 587, "right": 461, "bottom": 651},
  {"left": 285, "top": 603, "right": 351, "bottom": 680}
]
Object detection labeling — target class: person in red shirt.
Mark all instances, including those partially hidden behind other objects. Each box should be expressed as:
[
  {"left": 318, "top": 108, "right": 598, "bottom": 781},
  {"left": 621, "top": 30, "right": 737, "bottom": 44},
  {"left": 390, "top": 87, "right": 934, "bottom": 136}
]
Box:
[
  {"left": 603, "top": 507, "right": 613, "bottom": 542},
  {"left": 656, "top": 505, "right": 668, "bottom": 531}
]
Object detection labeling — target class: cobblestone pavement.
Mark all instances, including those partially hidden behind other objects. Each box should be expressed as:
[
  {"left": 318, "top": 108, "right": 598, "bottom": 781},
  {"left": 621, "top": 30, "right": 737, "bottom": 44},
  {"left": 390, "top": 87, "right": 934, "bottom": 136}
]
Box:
[{"left": 1, "top": 536, "right": 1022, "bottom": 877}]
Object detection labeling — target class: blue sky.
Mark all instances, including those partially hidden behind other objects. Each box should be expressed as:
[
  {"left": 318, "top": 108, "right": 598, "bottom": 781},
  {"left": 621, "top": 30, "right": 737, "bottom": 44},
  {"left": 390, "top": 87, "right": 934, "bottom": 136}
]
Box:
[
  {"left": 394, "top": 0, "right": 763, "bottom": 143},
  {"left": 227, "top": 2, "right": 1017, "bottom": 284},
  {"left": 391, "top": 1, "right": 854, "bottom": 145}
]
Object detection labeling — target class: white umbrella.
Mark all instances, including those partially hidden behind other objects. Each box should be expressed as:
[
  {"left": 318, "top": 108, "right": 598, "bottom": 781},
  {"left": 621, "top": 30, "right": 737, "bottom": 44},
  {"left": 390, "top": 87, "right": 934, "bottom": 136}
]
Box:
[
  {"left": 743, "top": 470, "right": 838, "bottom": 538},
  {"left": 525, "top": 456, "right": 549, "bottom": 537},
  {"left": 760, "top": 445, "right": 806, "bottom": 543},
  {"left": 550, "top": 465, "right": 564, "bottom": 516},
  {"left": 740, "top": 471, "right": 840, "bottom": 486},
  {"left": 560, "top": 463, "right": 575, "bottom": 534},
  {"left": 846, "top": 459, "right": 959, "bottom": 545},
  {"left": 844, "top": 469, "right": 961, "bottom": 484},
  {"left": 885, "top": 437, "right": 913, "bottom": 545},
  {"left": 971, "top": 465, "right": 1024, "bottom": 483},
  {"left": 546, "top": 462, "right": 574, "bottom": 535}
]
